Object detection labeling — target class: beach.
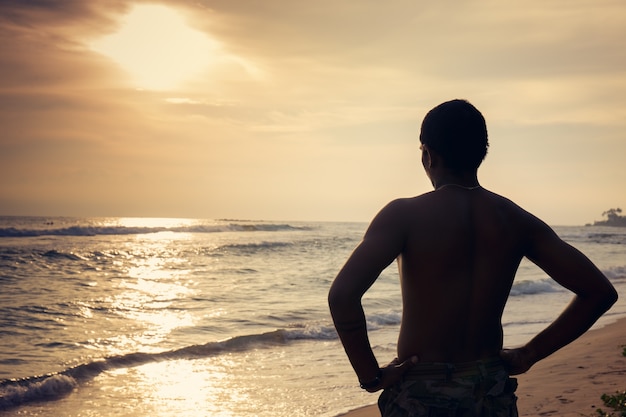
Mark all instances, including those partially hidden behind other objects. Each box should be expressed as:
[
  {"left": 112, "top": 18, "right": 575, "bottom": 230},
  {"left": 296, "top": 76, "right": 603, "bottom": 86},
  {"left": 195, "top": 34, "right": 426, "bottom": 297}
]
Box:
[{"left": 339, "top": 316, "right": 626, "bottom": 417}]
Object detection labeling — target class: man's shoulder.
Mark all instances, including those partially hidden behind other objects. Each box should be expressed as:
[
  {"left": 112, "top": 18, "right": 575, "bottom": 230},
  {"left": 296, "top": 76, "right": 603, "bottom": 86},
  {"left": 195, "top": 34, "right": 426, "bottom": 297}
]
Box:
[
  {"left": 480, "top": 189, "right": 555, "bottom": 237},
  {"left": 371, "top": 195, "right": 434, "bottom": 228},
  {"left": 380, "top": 192, "right": 437, "bottom": 214},
  {"left": 483, "top": 188, "right": 523, "bottom": 209}
]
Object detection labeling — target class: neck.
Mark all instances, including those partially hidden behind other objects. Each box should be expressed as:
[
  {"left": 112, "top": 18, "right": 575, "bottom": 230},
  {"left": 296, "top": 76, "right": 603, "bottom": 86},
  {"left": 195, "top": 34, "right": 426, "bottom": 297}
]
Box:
[{"left": 432, "top": 173, "right": 480, "bottom": 191}]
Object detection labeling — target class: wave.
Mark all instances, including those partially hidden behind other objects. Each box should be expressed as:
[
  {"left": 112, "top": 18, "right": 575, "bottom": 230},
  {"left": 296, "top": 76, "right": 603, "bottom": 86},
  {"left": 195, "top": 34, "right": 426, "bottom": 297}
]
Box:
[
  {"left": 510, "top": 267, "right": 625, "bottom": 295},
  {"left": 215, "top": 240, "right": 295, "bottom": 255},
  {"left": 584, "top": 232, "right": 626, "bottom": 245},
  {"left": 0, "top": 223, "right": 309, "bottom": 238},
  {"left": 559, "top": 229, "right": 626, "bottom": 245},
  {"left": 41, "top": 250, "right": 86, "bottom": 261},
  {"left": 367, "top": 311, "right": 402, "bottom": 328},
  {"left": 604, "top": 265, "right": 626, "bottom": 280},
  {"left": 509, "top": 278, "right": 561, "bottom": 296},
  {"left": 0, "top": 374, "right": 77, "bottom": 410},
  {"left": 0, "top": 325, "right": 339, "bottom": 410}
]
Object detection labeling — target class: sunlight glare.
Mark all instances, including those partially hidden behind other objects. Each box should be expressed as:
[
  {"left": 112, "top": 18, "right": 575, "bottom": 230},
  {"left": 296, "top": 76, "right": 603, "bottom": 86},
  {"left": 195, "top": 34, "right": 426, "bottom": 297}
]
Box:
[
  {"left": 92, "top": 5, "right": 217, "bottom": 90},
  {"left": 113, "top": 217, "right": 198, "bottom": 229},
  {"left": 132, "top": 359, "right": 244, "bottom": 416}
]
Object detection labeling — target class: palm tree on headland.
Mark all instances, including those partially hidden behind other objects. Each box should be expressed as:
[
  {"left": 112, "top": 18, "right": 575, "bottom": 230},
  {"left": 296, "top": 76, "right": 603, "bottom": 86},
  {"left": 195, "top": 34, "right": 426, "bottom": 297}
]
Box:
[
  {"left": 602, "top": 208, "right": 623, "bottom": 221},
  {"left": 594, "top": 208, "right": 626, "bottom": 227}
]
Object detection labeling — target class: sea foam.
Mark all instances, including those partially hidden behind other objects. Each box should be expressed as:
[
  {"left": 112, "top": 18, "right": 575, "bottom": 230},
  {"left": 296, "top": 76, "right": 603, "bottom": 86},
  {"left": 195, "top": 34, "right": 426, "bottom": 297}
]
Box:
[{"left": 0, "top": 222, "right": 308, "bottom": 238}]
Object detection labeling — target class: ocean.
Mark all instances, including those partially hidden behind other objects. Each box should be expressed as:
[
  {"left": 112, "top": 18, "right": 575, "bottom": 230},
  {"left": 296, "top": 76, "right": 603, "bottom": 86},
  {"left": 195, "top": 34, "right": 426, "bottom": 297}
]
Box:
[{"left": 0, "top": 216, "right": 624, "bottom": 416}]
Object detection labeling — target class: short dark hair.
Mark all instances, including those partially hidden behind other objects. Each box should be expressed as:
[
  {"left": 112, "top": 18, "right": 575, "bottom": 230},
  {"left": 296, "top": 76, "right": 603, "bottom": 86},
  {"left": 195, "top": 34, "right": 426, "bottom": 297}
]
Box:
[{"left": 419, "top": 99, "right": 489, "bottom": 172}]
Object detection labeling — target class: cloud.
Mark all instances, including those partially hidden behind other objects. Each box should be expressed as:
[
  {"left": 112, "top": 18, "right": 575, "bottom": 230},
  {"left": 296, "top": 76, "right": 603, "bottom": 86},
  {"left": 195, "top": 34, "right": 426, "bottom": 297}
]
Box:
[{"left": 0, "top": 0, "right": 624, "bottom": 222}]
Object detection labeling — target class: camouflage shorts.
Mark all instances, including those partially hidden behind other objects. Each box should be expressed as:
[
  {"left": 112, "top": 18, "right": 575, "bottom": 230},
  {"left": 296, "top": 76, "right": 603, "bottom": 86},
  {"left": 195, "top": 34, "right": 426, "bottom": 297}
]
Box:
[{"left": 378, "top": 357, "right": 518, "bottom": 417}]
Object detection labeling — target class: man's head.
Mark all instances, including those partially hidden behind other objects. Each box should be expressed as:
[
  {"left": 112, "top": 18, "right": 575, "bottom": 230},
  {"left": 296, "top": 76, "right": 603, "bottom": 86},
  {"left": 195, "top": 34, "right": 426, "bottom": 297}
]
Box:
[{"left": 419, "top": 99, "right": 489, "bottom": 173}]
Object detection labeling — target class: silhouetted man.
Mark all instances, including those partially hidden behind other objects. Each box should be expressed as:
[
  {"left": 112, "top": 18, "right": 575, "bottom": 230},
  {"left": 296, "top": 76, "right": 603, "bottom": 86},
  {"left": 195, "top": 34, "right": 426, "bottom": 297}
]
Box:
[{"left": 328, "top": 99, "right": 617, "bottom": 416}]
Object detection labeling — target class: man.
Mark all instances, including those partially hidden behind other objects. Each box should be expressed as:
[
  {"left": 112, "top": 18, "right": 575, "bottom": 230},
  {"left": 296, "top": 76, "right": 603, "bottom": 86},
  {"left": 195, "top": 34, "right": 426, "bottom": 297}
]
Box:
[{"left": 328, "top": 99, "right": 618, "bottom": 416}]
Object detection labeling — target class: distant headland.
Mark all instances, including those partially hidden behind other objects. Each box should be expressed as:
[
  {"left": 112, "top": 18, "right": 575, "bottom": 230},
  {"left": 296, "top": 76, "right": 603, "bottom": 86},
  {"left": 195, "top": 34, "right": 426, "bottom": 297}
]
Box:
[{"left": 587, "top": 208, "right": 626, "bottom": 227}]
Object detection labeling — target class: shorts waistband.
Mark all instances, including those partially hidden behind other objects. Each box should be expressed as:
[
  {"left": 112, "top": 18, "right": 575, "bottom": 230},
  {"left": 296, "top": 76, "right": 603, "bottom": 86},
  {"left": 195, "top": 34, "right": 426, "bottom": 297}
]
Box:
[{"left": 404, "top": 357, "right": 506, "bottom": 381}]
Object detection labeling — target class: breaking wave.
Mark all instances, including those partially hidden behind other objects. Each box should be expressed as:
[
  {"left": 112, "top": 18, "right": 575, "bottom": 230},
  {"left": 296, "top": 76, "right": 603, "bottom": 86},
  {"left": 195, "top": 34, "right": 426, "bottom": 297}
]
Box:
[
  {"left": 0, "top": 223, "right": 309, "bottom": 238},
  {"left": 0, "top": 325, "right": 338, "bottom": 410},
  {"left": 509, "top": 279, "right": 561, "bottom": 296}
]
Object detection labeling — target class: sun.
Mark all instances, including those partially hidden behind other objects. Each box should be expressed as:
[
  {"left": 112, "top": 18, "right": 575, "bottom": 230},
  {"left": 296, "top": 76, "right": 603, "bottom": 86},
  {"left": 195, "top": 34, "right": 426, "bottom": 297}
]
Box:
[{"left": 92, "top": 5, "right": 217, "bottom": 90}]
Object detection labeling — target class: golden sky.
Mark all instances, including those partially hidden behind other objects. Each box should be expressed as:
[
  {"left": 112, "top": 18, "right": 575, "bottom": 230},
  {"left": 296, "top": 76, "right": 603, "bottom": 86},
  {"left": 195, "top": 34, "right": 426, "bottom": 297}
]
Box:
[{"left": 1, "top": 0, "right": 625, "bottom": 224}]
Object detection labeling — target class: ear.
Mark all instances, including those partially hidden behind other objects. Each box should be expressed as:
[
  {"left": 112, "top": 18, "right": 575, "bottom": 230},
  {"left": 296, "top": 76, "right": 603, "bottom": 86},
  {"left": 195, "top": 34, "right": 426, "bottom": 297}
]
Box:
[
  {"left": 422, "top": 144, "right": 443, "bottom": 170},
  {"left": 421, "top": 144, "right": 433, "bottom": 169}
]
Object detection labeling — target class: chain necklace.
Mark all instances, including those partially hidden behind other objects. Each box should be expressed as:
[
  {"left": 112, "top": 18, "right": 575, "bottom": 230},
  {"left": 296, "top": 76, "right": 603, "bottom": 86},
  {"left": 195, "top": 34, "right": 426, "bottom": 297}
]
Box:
[{"left": 436, "top": 183, "right": 481, "bottom": 191}]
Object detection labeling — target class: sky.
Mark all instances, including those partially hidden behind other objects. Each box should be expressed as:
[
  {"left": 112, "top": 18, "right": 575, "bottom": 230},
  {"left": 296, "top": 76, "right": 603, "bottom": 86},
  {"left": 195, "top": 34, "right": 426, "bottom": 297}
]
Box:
[{"left": 1, "top": 0, "right": 625, "bottom": 224}]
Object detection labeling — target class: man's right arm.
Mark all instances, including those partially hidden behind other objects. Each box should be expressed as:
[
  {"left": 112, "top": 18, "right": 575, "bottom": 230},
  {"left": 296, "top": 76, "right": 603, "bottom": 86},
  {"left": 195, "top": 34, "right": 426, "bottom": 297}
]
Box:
[
  {"left": 328, "top": 199, "right": 415, "bottom": 390},
  {"left": 502, "top": 217, "right": 618, "bottom": 375}
]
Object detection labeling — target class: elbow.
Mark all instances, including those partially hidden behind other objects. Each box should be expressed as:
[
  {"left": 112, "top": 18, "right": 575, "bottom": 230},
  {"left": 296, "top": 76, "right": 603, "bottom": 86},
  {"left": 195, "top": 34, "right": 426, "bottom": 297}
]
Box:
[
  {"left": 327, "top": 285, "right": 344, "bottom": 314},
  {"left": 575, "top": 279, "right": 618, "bottom": 318},
  {"left": 605, "top": 285, "right": 619, "bottom": 309},
  {"left": 595, "top": 282, "right": 618, "bottom": 314},
  {"left": 327, "top": 283, "right": 360, "bottom": 316}
]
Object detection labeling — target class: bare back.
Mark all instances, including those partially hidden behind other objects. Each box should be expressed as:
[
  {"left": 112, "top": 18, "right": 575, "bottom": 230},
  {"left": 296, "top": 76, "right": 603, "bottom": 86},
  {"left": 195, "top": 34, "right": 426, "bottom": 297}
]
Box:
[
  {"left": 329, "top": 99, "right": 617, "bottom": 390},
  {"left": 396, "top": 186, "right": 528, "bottom": 363}
]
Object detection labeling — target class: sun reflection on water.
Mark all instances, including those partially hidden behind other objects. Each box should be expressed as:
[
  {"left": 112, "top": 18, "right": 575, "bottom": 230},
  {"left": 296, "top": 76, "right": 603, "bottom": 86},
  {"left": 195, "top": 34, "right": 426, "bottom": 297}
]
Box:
[
  {"left": 99, "top": 357, "right": 246, "bottom": 417},
  {"left": 106, "top": 284, "right": 194, "bottom": 351},
  {"left": 108, "top": 217, "right": 200, "bottom": 229},
  {"left": 100, "top": 226, "right": 202, "bottom": 355}
]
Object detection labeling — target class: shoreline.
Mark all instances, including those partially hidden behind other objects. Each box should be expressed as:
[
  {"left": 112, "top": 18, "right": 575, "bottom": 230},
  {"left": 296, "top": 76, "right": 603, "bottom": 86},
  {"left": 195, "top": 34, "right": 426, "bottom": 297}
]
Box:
[{"left": 337, "top": 316, "right": 626, "bottom": 417}]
